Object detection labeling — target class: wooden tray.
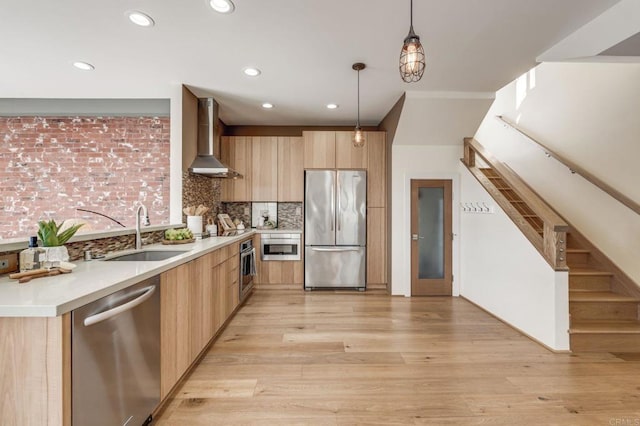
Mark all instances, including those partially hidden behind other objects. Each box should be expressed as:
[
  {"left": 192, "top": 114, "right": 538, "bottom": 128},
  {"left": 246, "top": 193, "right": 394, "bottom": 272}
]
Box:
[{"left": 161, "top": 238, "right": 195, "bottom": 245}]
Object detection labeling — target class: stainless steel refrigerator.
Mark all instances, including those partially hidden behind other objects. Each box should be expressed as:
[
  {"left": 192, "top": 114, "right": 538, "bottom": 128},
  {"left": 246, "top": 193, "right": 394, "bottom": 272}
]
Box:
[{"left": 304, "top": 170, "right": 366, "bottom": 290}]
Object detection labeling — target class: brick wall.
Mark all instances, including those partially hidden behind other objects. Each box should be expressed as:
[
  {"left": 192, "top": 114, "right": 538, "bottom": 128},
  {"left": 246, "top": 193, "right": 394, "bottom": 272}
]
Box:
[{"left": 0, "top": 116, "right": 170, "bottom": 239}]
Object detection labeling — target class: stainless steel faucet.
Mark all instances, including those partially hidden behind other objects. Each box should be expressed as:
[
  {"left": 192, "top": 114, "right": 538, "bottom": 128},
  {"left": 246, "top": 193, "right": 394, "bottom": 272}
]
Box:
[{"left": 135, "top": 204, "right": 150, "bottom": 250}]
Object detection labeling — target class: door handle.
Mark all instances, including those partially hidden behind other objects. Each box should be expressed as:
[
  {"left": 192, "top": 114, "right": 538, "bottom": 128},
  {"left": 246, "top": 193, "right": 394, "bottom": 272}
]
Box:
[
  {"left": 412, "top": 234, "right": 424, "bottom": 241},
  {"left": 83, "top": 286, "right": 156, "bottom": 326}
]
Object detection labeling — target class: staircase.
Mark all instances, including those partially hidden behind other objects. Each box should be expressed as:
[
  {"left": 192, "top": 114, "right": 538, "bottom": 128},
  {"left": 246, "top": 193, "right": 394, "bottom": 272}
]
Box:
[
  {"left": 478, "top": 167, "right": 640, "bottom": 353},
  {"left": 566, "top": 234, "right": 640, "bottom": 352}
]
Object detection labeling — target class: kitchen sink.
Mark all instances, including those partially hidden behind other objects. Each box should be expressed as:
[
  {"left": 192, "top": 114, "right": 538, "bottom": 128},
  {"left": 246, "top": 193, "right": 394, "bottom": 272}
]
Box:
[{"left": 104, "top": 250, "right": 188, "bottom": 262}]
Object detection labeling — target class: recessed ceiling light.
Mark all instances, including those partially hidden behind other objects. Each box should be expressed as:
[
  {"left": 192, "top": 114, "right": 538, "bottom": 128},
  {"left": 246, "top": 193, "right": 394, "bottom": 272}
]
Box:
[
  {"left": 243, "top": 67, "right": 261, "bottom": 77},
  {"left": 73, "top": 61, "right": 95, "bottom": 71},
  {"left": 326, "top": 103, "right": 339, "bottom": 109},
  {"left": 126, "top": 11, "right": 155, "bottom": 27},
  {"left": 262, "top": 103, "right": 274, "bottom": 109},
  {"left": 209, "top": 0, "right": 235, "bottom": 14}
]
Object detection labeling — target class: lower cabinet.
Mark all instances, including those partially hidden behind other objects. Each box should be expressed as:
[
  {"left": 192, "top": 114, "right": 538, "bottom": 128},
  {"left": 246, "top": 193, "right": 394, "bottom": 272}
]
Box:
[{"left": 160, "top": 244, "right": 242, "bottom": 400}]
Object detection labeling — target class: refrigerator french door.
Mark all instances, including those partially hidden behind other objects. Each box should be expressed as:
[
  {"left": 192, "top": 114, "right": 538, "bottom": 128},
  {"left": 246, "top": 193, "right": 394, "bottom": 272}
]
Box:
[{"left": 304, "top": 170, "right": 366, "bottom": 290}]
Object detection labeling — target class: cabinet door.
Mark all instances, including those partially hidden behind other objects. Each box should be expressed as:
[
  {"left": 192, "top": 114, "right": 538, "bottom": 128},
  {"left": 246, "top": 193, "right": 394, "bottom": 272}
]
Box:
[
  {"left": 213, "top": 262, "right": 227, "bottom": 334},
  {"left": 366, "top": 132, "right": 386, "bottom": 208},
  {"left": 367, "top": 207, "right": 386, "bottom": 286},
  {"left": 226, "top": 256, "right": 240, "bottom": 315},
  {"left": 278, "top": 137, "right": 304, "bottom": 201},
  {"left": 335, "top": 131, "right": 368, "bottom": 169},
  {"left": 191, "top": 253, "right": 213, "bottom": 359},
  {"left": 303, "top": 131, "right": 335, "bottom": 169},
  {"left": 251, "top": 136, "right": 278, "bottom": 201},
  {"left": 160, "top": 262, "right": 192, "bottom": 399},
  {"left": 221, "top": 136, "right": 252, "bottom": 201}
]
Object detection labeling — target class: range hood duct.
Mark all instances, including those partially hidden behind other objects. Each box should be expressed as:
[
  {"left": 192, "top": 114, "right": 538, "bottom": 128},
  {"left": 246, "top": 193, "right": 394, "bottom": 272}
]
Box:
[{"left": 188, "top": 97, "right": 240, "bottom": 178}]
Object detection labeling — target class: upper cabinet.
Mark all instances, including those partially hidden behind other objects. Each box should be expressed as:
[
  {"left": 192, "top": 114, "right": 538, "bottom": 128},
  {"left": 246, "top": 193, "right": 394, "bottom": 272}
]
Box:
[
  {"left": 278, "top": 137, "right": 304, "bottom": 202},
  {"left": 335, "top": 131, "right": 368, "bottom": 169},
  {"left": 221, "top": 136, "right": 252, "bottom": 202},
  {"left": 222, "top": 136, "right": 304, "bottom": 202},
  {"left": 303, "top": 131, "right": 335, "bottom": 169},
  {"left": 366, "top": 132, "right": 386, "bottom": 208},
  {"left": 251, "top": 137, "right": 278, "bottom": 201}
]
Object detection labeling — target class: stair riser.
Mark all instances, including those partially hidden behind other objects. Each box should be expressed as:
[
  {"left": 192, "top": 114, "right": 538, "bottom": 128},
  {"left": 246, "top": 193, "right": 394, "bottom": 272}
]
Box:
[
  {"left": 569, "top": 275, "right": 612, "bottom": 292},
  {"left": 567, "top": 252, "right": 590, "bottom": 266},
  {"left": 570, "top": 333, "right": 640, "bottom": 352},
  {"left": 570, "top": 302, "right": 638, "bottom": 321}
]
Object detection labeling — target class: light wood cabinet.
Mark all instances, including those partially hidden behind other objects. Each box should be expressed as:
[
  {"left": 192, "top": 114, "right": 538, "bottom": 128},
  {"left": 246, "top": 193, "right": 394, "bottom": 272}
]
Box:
[
  {"left": 160, "top": 242, "right": 241, "bottom": 400},
  {"left": 254, "top": 234, "right": 303, "bottom": 289},
  {"left": 303, "top": 131, "right": 336, "bottom": 168},
  {"left": 366, "top": 132, "right": 386, "bottom": 208},
  {"left": 335, "top": 131, "right": 368, "bottom": 169},
  {"left": 160, "top": 262, "right": 192, "bottom": 399},
  {"left": 278, "top": 137, "right": 304, "bottom": 201},
  {"left": 0, "top": 315, "right": 71, "bottom": 426},
  {"left": 251, "top": 137, "right": 278, "bottom": 201},
  {"left": 367, "top": 207, "right": 386, "bottom": 286},
  {"left": 221, "top": 136, "right": 252, "bottom": 201}
]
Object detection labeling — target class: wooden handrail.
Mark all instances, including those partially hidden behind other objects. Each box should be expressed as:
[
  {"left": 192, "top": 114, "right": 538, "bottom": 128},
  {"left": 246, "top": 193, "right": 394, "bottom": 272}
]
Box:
[
  {"left": 497, "top": 115, "right": 640, "bottom": 216},
  {"left": 462, "top": 137, "right": 568, "bottom": 271}
]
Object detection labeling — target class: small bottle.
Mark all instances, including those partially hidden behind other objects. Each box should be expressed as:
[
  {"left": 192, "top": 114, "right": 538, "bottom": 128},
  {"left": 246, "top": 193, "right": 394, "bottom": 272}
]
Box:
[{"left": 19, "top": 236, "right": 42, "bottom": 272}]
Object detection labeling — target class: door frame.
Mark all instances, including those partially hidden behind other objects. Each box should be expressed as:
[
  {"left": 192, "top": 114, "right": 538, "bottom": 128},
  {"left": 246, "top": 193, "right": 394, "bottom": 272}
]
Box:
[
  {"left": 410, "top": 179, "right": 453, "bottom": 296},
  {"left": 393, "top": 172, "right": 460, "bottom": 297}
]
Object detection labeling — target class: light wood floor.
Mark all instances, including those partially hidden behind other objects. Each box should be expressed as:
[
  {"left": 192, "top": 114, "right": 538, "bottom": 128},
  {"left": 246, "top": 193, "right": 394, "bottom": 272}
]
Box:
[{"left": 155, "top": 290, "right": 640, "bottom": 425}]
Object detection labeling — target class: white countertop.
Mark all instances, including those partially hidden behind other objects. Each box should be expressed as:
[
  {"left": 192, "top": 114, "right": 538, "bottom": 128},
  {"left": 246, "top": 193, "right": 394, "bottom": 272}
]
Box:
[{"left": 0, "top": 231, "right": 255, "bottom": 318}]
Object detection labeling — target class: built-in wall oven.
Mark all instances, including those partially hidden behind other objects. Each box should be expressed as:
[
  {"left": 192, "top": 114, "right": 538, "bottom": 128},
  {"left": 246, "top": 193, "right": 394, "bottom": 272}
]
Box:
[
  {"left": 240, "top": 238, "right": 256, "bottom": 299},
  {"left": 261, "top": 233, "right": 301, "bottom": 261}
]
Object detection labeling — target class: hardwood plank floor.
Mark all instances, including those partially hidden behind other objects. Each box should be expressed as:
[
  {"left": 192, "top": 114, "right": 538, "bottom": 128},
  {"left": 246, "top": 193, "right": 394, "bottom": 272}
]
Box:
[{"left": 155, "top": 290, "right": 640, "bottom": 425}]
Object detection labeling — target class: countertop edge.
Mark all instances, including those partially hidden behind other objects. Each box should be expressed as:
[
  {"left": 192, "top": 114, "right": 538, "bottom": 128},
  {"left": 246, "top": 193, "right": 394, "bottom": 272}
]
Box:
[{"left": 0, "top": 231, "right": 255, "bottom": 318}]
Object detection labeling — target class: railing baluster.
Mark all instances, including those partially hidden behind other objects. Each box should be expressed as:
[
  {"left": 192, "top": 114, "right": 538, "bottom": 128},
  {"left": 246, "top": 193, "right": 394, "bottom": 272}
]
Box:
[{"left": 462, "top": 138, "right": 569, "bottom": 271}]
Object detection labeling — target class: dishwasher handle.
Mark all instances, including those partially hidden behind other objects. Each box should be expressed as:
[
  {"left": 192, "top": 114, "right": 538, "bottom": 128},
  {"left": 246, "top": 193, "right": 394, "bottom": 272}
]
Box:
[{"left": 83, "top": 285, "right": 156, "bottom": 327}]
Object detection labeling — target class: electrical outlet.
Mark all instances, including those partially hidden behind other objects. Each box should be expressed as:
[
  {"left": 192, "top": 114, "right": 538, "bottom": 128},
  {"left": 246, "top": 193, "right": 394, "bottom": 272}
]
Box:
[
  {"left": 0, "top": 253, "right": 18, "bottom": 274},
  {"left": 244, "top": 207, "right": 250, "bottom": 215},
  {"left": 295, "top": 207, "right": 302, "bottom": 215}
]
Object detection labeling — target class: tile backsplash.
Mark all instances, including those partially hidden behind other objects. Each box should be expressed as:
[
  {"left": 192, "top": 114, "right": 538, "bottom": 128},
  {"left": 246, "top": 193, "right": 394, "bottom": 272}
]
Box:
[
  {"left": 277, "top": 203, "right": 303, "bottom": 229},
  {"left": 222, "top": 202, "right": 302, "bottom": 230}
]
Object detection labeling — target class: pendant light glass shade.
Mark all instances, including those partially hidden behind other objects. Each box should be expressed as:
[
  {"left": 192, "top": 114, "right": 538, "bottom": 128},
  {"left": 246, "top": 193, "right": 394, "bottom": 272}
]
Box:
[
  {"left": 352, "top": 62, "right": 366, "bottom": 148},
  {"left": 353, "top": 126, "right": 365, "bottom": 148},
  {"left": 399, "top": 0, "right": 425, "bottom": 83}
]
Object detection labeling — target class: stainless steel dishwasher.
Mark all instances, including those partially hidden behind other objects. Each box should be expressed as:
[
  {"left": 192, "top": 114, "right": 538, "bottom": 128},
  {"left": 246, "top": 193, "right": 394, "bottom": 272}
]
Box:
[{"left": 72, "top": 276, "right": 160, "bottom": 426}]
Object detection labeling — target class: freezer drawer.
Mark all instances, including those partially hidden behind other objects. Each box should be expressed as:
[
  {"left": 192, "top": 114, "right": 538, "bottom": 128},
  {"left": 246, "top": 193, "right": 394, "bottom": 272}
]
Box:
[{"left": 304, "top": 246, "right": 366, "bottom": 289}]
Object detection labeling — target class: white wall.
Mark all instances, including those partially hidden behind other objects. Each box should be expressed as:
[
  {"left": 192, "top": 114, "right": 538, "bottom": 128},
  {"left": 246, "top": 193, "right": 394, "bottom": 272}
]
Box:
[
  {"left": 169, "top": 84, "right": 183, "bottom": 224},
  {"left": 391, "top": 144, "right": 462, "bottom": 297},
  {"left": 459, "top": 166, "right": 569, "bottom": 350},
  {"left": 390, "top": 93, "right": 494, "bottom": 297},
  {"left": 474, "top": 62, "right": 640, "bottom": 285}
]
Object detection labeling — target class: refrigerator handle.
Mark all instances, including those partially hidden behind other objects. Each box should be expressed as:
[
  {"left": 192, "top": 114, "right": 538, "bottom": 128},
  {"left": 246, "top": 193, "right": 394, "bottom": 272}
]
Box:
[
  {"left": 336, "top": 177, "right": 341, "bottom": 231},
  {"left": 330, "top": 183, "right": 335, "bottom": 231}
]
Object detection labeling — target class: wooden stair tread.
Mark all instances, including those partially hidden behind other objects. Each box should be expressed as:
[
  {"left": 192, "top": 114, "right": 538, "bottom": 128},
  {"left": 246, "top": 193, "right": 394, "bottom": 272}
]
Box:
[
  {"left": 569, "top": 268, "right": 613, "bottom": 276},
  {"left": 566, "top": 248, "right": 590, "bottom": 254},
  {"left": 570, "top": 320, "right": 640, "bottom": 334},
  {"left": 569, "top": 291, "right": 640, "bottom": 303}
]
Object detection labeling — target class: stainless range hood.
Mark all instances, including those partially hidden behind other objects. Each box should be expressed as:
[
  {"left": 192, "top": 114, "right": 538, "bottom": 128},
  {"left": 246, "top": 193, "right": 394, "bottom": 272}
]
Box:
[{"left": 188, "top": 97, "right": 240, "bottom": 178}]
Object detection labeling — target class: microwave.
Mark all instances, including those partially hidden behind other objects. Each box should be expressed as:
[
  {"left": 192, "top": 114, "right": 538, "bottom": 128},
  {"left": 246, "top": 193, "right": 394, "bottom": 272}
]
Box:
[{"left": 260, "top": 233, "right": 301, "bottom": 261}]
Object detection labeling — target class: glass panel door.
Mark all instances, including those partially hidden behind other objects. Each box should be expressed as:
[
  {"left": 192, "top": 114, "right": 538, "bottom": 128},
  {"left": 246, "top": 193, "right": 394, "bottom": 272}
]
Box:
[{"left": 411, "top": 180, "right": 452, "bottom": 296}]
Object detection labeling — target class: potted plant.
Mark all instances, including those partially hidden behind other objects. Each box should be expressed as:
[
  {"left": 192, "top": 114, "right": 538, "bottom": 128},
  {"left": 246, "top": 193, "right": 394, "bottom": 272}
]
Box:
[{"left": 37, "top": 219, "right": 84, "bottom": 267}]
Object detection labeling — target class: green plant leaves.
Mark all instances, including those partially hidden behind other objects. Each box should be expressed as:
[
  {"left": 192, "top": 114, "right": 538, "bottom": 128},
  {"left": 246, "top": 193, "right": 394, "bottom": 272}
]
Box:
[{"left": 37, "top": 219, "right": 84, "bottom": 247}]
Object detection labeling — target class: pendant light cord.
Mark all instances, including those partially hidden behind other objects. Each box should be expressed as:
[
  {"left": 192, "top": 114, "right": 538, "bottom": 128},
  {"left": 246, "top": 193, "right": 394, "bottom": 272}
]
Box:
[
  {"left": 356, "top": 69, "right": 360, "bottom": 127},
  {"left": 409, "top": 0, "right": 414, "bottom": 33}
]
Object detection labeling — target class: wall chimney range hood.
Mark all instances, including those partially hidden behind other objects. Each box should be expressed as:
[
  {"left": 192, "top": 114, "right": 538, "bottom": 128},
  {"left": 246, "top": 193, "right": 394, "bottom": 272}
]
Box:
[{"left": 188, "top": 97, "right": 240, "bottom": 178}]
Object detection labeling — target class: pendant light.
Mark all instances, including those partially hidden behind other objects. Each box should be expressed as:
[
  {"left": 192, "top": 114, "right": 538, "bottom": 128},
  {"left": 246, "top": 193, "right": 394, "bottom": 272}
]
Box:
[
  {"left": 352, "top": 62, "right": 366, "bottom": 148},
  {"left": 399, "top": 0, "right": 425, "bottom": 83}
]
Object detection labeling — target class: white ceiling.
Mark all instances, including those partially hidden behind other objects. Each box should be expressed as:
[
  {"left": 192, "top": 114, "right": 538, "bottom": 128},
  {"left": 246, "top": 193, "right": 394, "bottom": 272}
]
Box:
[{"left": 0, "top": 0, "right": 622, "bottom": 126}]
